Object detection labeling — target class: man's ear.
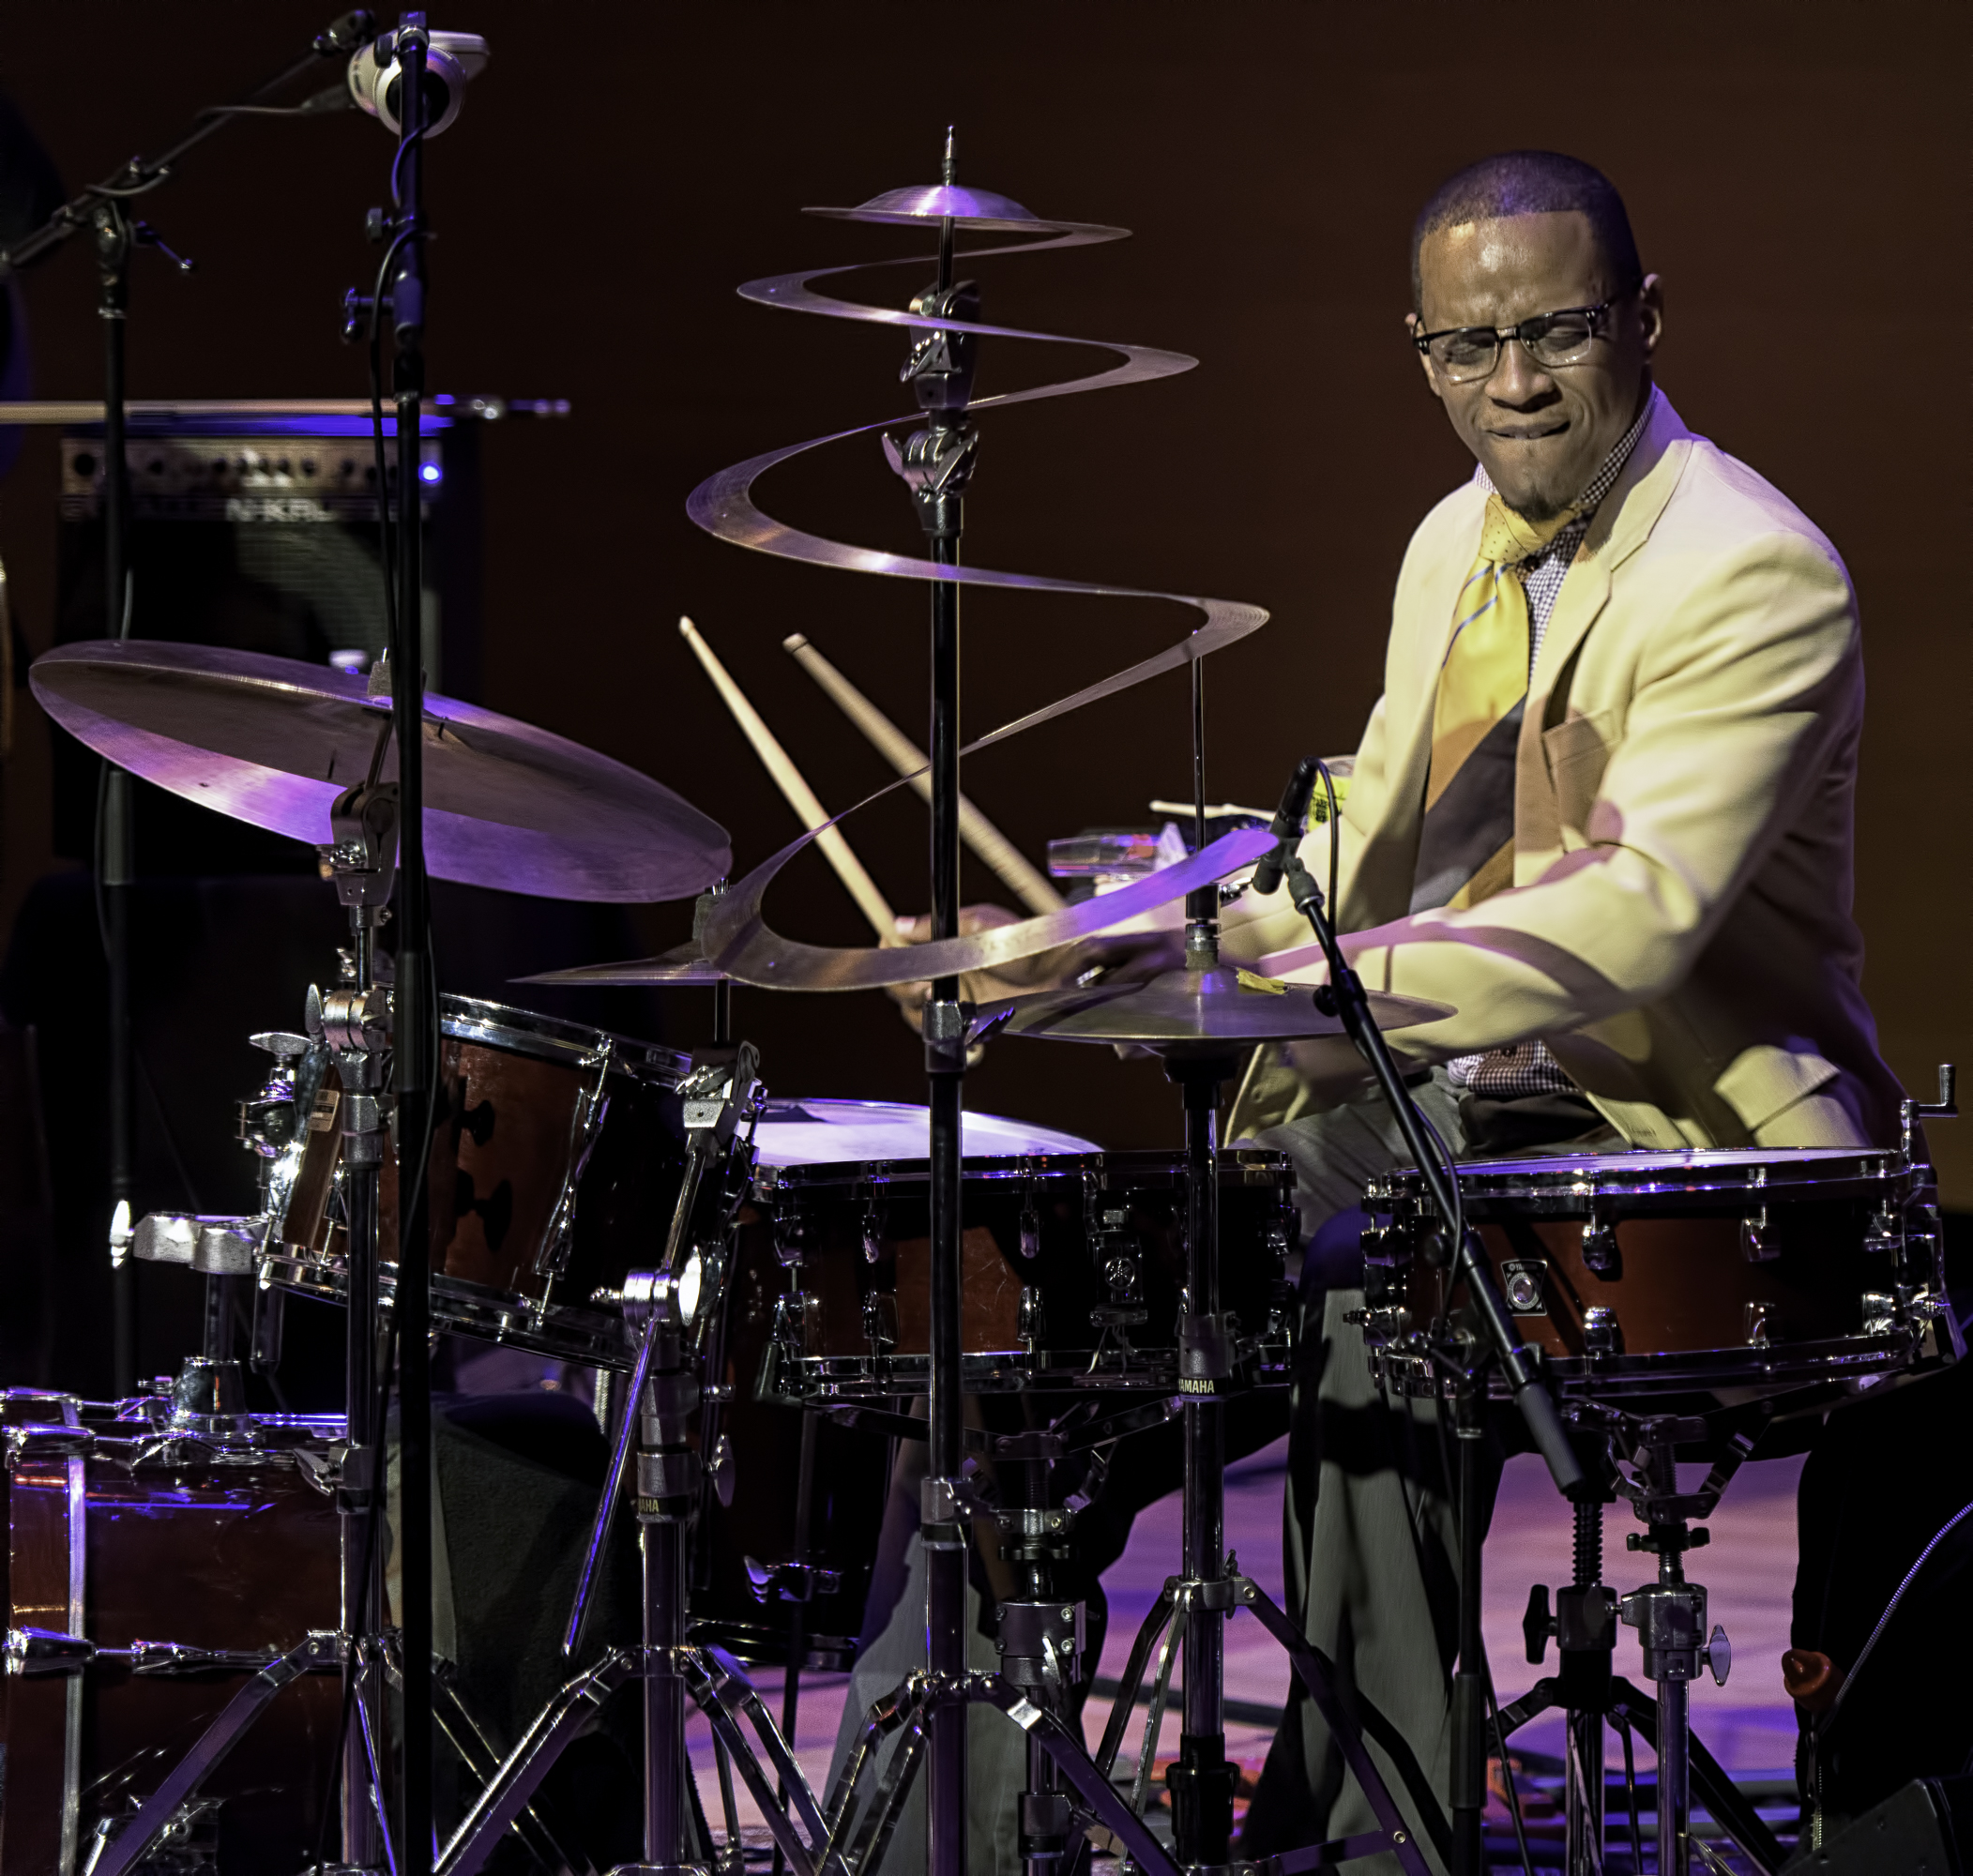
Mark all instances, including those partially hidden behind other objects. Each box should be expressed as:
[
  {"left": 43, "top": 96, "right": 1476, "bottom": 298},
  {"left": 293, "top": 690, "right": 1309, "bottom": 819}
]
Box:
[
  {"left": 1636, "top": 273, "right": 1663, "bottom": 362},
  {"left": 1404, "top": 311, "right": 1443, "bottom": 403}
]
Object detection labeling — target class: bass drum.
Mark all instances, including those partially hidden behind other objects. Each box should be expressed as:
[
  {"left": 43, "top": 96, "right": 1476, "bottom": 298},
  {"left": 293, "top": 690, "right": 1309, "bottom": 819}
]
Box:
[
  {"left": 264, "top": 996, "right": 691, "bottom": 1368},
  {"left": 1361, "top": 1144, "right": 1956, "bottom": 1400},
  {"left": 0, "top": 1391, "right": 341, "bottom": 1875}
]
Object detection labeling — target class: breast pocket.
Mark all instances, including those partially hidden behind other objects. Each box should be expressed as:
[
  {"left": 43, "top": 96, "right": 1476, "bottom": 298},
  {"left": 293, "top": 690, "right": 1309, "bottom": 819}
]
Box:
[{"left": 1541, "top": 707, "right": 1616, "bottom": 840}]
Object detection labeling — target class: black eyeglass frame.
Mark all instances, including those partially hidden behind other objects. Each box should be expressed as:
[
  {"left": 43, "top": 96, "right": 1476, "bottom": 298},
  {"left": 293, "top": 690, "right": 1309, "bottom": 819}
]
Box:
[{"left": 1411, "top": 296, "right": 1632, "bottom": 381}]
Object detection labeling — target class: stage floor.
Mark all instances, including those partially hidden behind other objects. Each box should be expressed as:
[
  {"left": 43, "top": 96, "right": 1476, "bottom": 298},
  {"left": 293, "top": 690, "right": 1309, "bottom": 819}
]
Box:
[{"left": 680, "top": 1436, "right": 1804, "bottom": 1857}]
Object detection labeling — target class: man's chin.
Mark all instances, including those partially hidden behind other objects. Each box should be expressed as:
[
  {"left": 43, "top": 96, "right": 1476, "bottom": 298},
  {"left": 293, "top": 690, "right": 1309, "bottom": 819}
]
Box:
[{"left": 1483, "top": 461, "right": 1581, "bottom": 522}]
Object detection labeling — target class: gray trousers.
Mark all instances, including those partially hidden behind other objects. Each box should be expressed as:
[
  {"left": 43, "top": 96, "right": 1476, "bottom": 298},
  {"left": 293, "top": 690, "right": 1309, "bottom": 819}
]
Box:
[{"left": 1243, "top": 1076, "right": 1615, "bottom": 1873}]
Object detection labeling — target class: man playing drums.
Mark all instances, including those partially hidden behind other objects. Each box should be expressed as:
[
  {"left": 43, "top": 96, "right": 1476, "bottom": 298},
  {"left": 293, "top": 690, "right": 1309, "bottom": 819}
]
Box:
[{"left": 887, "top": 148, "right": 1903, "bottom": 1863}]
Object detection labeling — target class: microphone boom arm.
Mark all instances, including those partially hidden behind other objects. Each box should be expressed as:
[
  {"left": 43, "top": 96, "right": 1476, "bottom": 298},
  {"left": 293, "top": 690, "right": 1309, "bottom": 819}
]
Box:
[
  {"left": 0, "top": 10, "right": 378, "bottom": 276},
  {"left": 1264, "top": 812, "right": 1586, "bottom": 1500}
]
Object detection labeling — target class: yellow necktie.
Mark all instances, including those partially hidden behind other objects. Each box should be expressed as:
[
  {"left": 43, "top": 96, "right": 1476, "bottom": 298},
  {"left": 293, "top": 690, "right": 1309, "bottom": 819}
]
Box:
[{"left": 1412, "top": 494, "right": 1583, "bottom": 912}]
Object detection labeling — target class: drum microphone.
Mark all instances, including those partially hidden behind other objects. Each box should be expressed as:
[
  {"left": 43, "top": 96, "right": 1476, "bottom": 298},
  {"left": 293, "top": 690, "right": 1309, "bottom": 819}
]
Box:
[
  {"left": 346, "top": 24, "right": 490, "bottom": 136},
  {"left": 1251, "top": 756, "right": 1321, "bottom": 898}
]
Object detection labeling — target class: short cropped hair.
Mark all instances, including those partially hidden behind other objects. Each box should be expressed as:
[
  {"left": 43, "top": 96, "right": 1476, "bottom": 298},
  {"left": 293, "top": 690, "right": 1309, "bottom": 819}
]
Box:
[{"left": 1411, "top": 152, "right": 1642, "bottom": 311}]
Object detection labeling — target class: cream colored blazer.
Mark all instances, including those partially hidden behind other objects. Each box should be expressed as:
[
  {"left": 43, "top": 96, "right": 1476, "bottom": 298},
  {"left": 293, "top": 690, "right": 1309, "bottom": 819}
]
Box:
[{"left": 1224, "top": 387, "right": 1904, "bottom": 1151}]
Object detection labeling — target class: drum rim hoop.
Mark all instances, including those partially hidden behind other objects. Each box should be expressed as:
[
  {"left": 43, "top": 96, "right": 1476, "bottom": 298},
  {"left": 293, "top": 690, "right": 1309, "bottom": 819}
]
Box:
[
  {"left": 438, "top": 992, "right": 689, "bottom": 1084},
  {"left": 758, "top": 1144, "right": 1293, "bottom": 1189}
]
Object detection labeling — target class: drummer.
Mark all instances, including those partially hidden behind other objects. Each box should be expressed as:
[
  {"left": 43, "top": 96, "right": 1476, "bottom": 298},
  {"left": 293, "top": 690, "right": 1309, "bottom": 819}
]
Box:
[{"left": 888, "top": 148, "right": 1905, "bottom": 1862}]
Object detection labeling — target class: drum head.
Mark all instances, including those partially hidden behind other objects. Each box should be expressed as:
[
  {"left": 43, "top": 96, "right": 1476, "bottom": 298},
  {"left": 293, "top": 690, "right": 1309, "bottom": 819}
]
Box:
[{"left": 751, "top": 1097, "right": 1100, "bottom": 1167}]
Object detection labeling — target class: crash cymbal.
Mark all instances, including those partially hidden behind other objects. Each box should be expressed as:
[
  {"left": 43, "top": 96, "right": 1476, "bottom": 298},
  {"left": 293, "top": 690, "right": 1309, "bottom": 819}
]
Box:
[
  {"left": 31, "top": 641, "right": 730, "bottom": 902},
  {"left": 521, "top": 942, "right": 728, "bottom": 987},
  {"left": 978, "top": 965, "right": 1450, "bottom": 1051}
]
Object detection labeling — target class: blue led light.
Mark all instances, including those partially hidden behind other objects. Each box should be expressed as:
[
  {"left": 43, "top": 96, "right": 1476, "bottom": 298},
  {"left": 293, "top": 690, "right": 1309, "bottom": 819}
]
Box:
[{"left": 419, "top": 461, "right": 443, "bottom": 484}]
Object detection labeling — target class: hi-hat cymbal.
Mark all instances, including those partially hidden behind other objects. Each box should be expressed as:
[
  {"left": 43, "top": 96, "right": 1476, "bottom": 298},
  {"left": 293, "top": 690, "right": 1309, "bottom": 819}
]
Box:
[
  {"left": 32, "top": 641, "right": 730, "bottom": 902},
  {"left": 978, "top": 965, "right": 1450, "bottom": 1052}
]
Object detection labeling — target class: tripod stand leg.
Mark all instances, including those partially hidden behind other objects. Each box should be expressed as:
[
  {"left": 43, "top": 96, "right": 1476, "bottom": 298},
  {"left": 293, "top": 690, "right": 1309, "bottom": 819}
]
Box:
[
  {"left": 430, "top": 1673, "right": 591, "bottom": 1876},
  {"left": 1238, "top": 1583, "right": 1444, "bottom": 1876},
  {"left": 90, "top": 1635, "right": 335, "bottom": 1876},
  {"left": 977, "top": 1678, "right": 1179, "bottom": 1876},
  {"left": 438, "top": 1652, "right": 640, "bottom": 1876},
  {"left": 822, "top": 1682, "right": 916, "bottom": 1837},
  {"left": 686, "top": 1650, "right": 829, "bottom": 1849},
  {"left": 1128, "top": 1609, "right": 1185, "bottom": 1823},
  {"left": 840, "top": 1697, "right": 933, "bottom": 1876},
  {"left": 1091, "top": 1583, "right": 1177, "bottom": 1778}
]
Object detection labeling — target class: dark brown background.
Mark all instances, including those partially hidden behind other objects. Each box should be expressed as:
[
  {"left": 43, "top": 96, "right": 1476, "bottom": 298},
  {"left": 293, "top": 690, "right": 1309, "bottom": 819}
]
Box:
[{"left": 1, "top": 2, "right": 1965, "bottom": 1196}]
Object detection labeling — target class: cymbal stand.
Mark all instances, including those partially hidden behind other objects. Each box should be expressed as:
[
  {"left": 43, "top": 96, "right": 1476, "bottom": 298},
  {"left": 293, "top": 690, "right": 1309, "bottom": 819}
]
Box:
[
  {"left": 817, "top": 1431, "right": 1207, "bottom": 1876},
  {"left": 1078, "top": 1034, "right": 1436, "bottom": 1873},
  {"left": 317, "top": 771, "right": 401, "bottom": 1873},
  {"left": 879, "top": 124, "right": 985, "bottom": 1876},
  {"left": 439, "top": 1048, "right": 811, "bottom": 1876}
]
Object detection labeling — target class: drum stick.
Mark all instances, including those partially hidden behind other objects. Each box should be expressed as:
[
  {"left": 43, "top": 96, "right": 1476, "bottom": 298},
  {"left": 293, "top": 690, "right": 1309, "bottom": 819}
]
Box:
[
  {"left": 677, "top": 617, "right": 898, "bottom": 941},
  {"left": 782, "top": 632, "right": 1065, "bottom": 917}
]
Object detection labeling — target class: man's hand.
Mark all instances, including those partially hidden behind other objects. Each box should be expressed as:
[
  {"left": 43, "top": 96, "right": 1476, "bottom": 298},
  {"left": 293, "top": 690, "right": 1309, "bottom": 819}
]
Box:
[{"left": 885, "top": 902, "right": 1177, "bottom": 1035}]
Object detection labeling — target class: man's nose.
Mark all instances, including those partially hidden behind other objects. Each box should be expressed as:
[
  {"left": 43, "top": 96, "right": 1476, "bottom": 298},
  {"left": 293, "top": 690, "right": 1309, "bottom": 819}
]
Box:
[{"left": 1489, "top": 337, "right": 1556, "bottom": 405}]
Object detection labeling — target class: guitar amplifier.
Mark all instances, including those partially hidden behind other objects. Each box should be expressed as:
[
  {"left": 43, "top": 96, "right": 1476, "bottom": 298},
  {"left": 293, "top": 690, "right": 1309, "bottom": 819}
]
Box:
[{"left": 46, "top": 398, "right": 561, "bottom": 870}]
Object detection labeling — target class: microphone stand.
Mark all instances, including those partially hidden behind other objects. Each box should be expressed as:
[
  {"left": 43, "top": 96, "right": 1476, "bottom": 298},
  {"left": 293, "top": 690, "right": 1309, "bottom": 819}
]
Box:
[
  {"left": 383, "top": 22, "right": 436, "bottom": 1876},
  {"left": 1257, "top": 770, "right": 1586, "bottom": 1876},
  {"left": 0, "top": 8, "right": 381, "bottom": 1398}
]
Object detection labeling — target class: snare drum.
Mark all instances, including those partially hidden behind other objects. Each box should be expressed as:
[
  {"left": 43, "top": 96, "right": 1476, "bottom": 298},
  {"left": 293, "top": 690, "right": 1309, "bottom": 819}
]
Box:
[
  {"left": 763, "top": 1148, "right": 1298, "bottom": 1397},
  {"left": 264, "top": 996, "right": 691, "bottom": 1367},
  {"left": 1361, "top": 1145, "right": 1954, "bottom": 1399},
  {"left": 1, "top": 1393, "right": 341, "bottom": 1874}
]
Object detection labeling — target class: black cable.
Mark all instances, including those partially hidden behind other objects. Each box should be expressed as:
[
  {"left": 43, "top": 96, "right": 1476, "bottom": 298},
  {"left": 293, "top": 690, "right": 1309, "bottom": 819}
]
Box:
[
  {"left": 1484, "top": 1666, "right": 1534, "bottom": 1876},
  {"left": 1616, "top": 1711, "right": 1644, "bottom": 1872},
  {"left": 364, "top": 227, "right": 415, "bottom": 650},
  {"left": 1313, "top": 758, "right": 1340, "bottom": 916}
]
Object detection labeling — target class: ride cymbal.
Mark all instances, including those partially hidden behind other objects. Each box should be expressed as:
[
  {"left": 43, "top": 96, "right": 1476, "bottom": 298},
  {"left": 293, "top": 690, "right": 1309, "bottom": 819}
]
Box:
[{"left": 32, "top": 641, "right": 730, "bottom": 901}]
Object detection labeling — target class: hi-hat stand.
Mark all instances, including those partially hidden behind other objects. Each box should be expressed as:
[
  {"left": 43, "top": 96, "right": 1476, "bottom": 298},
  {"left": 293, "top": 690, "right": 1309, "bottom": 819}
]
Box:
[{"left": 0, "top": 8, "right": 382, "bottom": 1399}]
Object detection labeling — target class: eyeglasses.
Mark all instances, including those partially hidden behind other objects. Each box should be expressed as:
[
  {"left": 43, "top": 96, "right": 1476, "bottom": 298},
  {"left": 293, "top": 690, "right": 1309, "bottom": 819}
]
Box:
[{"left": 1412, "top": 299, "right": 1624, "bottom": 386}]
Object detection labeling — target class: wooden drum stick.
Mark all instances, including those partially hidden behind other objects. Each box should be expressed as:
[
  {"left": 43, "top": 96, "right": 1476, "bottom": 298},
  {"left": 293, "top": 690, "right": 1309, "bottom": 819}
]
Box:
[
  {"left": 782, "top": 631, "right": 1065, "bottom": 917},
  {"left": 677, "top": 616, "right": 897, "bottom": 941}
]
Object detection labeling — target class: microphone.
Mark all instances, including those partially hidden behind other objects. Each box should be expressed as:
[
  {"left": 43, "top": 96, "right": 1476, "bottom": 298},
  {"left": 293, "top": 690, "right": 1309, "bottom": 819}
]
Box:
[
  {"left": 1251, "top": 756, "right": 1320, "bottom": 898},
  {"left": 347, "top": 26, "right": 490, "bottom": 137}
]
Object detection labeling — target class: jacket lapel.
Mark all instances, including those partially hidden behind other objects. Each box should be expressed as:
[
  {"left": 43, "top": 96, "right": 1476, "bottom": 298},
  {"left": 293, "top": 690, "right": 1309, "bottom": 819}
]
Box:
[{"left": 1527, "top": 388, "right": 1692, "bottom": 707}]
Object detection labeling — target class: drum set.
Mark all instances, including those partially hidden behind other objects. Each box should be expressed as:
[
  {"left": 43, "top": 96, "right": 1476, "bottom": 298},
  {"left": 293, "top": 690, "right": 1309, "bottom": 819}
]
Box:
[{"left": 3, "top": 100, "right": 1962, "bottom": 1876}]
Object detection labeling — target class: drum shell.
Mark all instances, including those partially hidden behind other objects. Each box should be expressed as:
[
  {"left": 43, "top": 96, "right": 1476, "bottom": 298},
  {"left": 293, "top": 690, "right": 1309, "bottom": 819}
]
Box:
[
  {"left": 271, "top": 998, "right": 689, "bottom": 1364},
  {"left": 2, "top": 1416, "right": 341, "bottom": 1873},
  {"left": 767, "top": 1149, "right": 1297, "bottom": 1393},
  {"left": 1371, "top": 1146, "right": 1943, "bottom": 1396},
  {"left": 686, "top": 1211, "right": 889, "bottom": 1669}
]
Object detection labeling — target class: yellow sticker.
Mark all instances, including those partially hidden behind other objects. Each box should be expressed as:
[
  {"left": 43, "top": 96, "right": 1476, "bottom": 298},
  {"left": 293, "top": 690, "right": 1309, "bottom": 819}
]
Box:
[{"left": 1236, "top": 969, "right": 1287, "bottom": 996}]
